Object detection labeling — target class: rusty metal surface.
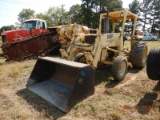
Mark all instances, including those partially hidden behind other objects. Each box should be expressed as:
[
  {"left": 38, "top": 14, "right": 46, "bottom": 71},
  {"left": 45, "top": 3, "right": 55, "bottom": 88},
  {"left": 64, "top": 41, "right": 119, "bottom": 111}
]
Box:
[{"left": 1, "top": 32, "right": 59, "bottom": 61}]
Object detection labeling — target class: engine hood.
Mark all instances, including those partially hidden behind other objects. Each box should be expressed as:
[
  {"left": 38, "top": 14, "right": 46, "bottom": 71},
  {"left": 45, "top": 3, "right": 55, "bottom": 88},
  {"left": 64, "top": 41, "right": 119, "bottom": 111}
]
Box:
[
  {"left": 1, "top": 29, "right": 26, "bottom": 35},
  {"left": 1, "top": 28, "right": 46, "bottom": 43}
]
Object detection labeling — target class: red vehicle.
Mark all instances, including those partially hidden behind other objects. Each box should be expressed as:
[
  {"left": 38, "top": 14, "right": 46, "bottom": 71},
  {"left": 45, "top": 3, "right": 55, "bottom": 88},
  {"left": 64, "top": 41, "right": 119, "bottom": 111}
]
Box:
[{"left": 1, "top": 19, "right": 47, "bottom": 43}]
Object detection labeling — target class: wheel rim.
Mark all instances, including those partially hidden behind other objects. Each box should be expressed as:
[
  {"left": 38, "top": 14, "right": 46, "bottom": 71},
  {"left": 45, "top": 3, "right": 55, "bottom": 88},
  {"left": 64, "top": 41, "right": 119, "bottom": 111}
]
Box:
[
  {"left": 143, "top": 47, "right": 147, "bottom": 63},
  {"left": 119, "top": 61, "right": 126, "bottom": 76},
  {"left": 79, "top": 56, "right": 86, "bottom": 63}
]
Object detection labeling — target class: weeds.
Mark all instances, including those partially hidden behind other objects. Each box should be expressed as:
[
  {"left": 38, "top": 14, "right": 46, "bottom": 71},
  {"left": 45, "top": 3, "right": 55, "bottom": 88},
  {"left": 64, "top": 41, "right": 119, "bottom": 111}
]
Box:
[{"left": 0, "top": 41, "right": 159, "bottom": 120}]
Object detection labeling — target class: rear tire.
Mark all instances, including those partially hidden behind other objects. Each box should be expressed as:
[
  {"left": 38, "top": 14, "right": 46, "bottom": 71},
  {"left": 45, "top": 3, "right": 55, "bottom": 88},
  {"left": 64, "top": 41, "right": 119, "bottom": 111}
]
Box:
[
  {"left": 151, "top": 38, "right": 155, "bottom": 41},
  {"left": 130, "top": 41, "right": 148, "bottom": 68},
  {"left": 112, "top": 56, "right": 128, "bottom": 81},
  {"left": 147, "top": 47, "right": 160, "bottom": 80},
  {"left": 74, "top": 53, "right": 87, "bottom": 64}
]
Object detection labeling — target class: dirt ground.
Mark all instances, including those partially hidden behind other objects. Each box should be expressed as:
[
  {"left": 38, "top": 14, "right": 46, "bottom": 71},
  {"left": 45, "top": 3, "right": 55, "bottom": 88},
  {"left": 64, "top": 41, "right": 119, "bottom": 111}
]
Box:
[{"left": 0, "top": 41, "right": 160, "bottom": 120}]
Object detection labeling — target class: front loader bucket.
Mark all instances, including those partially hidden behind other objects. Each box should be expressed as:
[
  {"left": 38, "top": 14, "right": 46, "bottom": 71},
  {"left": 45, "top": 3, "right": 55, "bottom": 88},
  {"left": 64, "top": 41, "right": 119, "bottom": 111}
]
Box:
[{"left": 27, "top": 57, "right": 95, "bottom": 112}]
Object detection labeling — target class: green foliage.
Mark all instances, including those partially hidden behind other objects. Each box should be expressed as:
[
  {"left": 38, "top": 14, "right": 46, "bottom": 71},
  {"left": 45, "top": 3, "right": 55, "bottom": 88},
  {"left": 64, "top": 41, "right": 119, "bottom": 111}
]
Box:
[
  {"left": 12, "top": 0, "right": 160, "bottom": 36},
  {"left": 137, "top": 0, "right": 160, "bottom": 35},
  {"left": 14, "top": 22, "right": 21, "bottom": 29},
  {"left": 139, "top": 0, "right": 154, "bottom": 31},
  {"left": 81, "top": 0, "right": 123, "bottom": 28},
  {"left": 0, "top": 25, "right": 15, "bottom": 34},
  {"left": 128, "top": 0, "right": 142, "bottom": 34},
  {"left": 36, "top": 7, "right": 69, "bottom": 27},
  {"left": 36, "top": 12, "right": 52, "bottom": 27},
  {"left": 81, "top": 0, "right": 95, "bottom": 27},
  {"left": 48, "top": 7, "right": 69, "bottom": 26},
  {"left": 129, "top": 0, "right": 141, "bottom": 15},
  {"left": 151, "top": 0, "right": 160, "bottom": 33},
  {"left": 69, "top": 4, "right": 83, "bottom": 24},
  {"left": 104, "top": 0, "right": 123, "bottom": 12},
  {"left": 18, "top": 9, "right": 35, "bottom": 23}
]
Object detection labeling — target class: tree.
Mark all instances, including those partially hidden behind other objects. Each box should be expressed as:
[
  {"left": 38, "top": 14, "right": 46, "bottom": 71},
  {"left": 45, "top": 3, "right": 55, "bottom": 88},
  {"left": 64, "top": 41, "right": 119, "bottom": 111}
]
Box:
[
  {"left": 15, "top": 22, "right": 21, "bottom": 29},
  {"left": 69, "top": 4, "right": 83, "bottom": 24},
  {"left": 36, "top": 7, "right": 69, "bottom": 27},
  {"left": 0, "top": 25, "right": 15, "bottom": 34},
  {"left": 151, "top": 0, "right": 160, "bottom": 34},
  {"left": 103, "top": 0, "right": 123, "bottom": 12},
  {"left": 49, "top": 7, "right": 69, "bottom": 25},
  {"left": 36, "top": 13, "right": 46, "bottom": 20},
  {"left": 18, "top": 9, "right": 35, "bottom": 23},
  {"left": 129, "top": 0, "right": 141, "bottom": 15},
  {"left": 139, "top": 0, "right": 154, "bottom": 31},
  {"left": 36, "top": 12, "right": 51, "bottom": 26},
  {"left": 81, "top": 0, "right": 95, "bottom": 27},
  {"left": 128, "top": 0, "right": 142, "bottom": 34},
  {"left": 81, "top": 0, "right": 123, "bottom": 28}
]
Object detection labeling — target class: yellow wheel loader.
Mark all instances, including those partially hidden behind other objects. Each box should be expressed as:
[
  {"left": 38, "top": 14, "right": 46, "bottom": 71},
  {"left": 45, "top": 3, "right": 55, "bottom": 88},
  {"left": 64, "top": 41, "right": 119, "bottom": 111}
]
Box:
[
  {"left": 60, "top": 10, "right": 148, "bottom": 80},
  {"left": 26, "top": 24, "right": 96, "bottom": 113},
  {"left": 26, "top": 10, "right": 148, "bottom": 112}
]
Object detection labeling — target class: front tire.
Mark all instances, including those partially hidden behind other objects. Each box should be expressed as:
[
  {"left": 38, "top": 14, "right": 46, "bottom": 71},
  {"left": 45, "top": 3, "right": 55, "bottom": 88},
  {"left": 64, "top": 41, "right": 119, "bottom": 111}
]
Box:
[
  {"left": 147, "top": 47, "right": 160, "bottom": 80},
  {"left": 130, "top": 41, "right": 148, "bottom": 68},
  {"left": 74, "top": 53, "right": 87, "bottom": 64},
  {"left": 112, "top": 56, "right": 128, "bottom": 81}
]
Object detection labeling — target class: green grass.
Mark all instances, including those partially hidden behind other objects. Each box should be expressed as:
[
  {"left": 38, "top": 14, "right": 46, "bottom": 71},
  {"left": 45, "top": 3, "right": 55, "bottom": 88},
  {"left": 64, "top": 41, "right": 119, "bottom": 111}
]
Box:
[
  {"left": 0, "top": 40, "right": 160, "bottom": 120},
  {"left": 146, "top": 41, "right": 160, "bottom": 50},
  {"left": 124, "top": 40, "right": 160, "bottom": 51}
]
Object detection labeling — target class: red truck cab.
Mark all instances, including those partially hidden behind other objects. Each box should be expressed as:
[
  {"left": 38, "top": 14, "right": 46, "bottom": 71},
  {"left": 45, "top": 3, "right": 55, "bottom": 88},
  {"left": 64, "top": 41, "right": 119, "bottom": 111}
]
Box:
[{"left": 1, "top": 19, "right": 47, "bottom": 43}]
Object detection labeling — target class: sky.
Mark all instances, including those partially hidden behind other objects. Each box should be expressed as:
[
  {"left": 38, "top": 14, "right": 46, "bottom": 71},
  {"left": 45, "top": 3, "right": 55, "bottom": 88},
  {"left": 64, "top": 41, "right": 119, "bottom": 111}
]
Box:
[{"left": 0, "top": 0, "right": 131, "bottom": 28}]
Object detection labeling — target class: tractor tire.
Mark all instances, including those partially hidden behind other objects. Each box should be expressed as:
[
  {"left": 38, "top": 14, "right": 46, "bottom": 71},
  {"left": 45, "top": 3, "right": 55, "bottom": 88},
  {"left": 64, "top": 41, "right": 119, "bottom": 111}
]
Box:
[
  {"left": 130, "top": 41, "right": 148, "bottom": 68},
  {"left": 151, "top": 38, "right": 155, "bottom": 41},
  {"left": 147, "top": 47, "right": 160, "bottom": 80},
  {"left": 112, "top": 56, "right": 128, "bottom": 81},
  {"left": 74, "top": 53, "right": 87, "bottom": 64}
]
